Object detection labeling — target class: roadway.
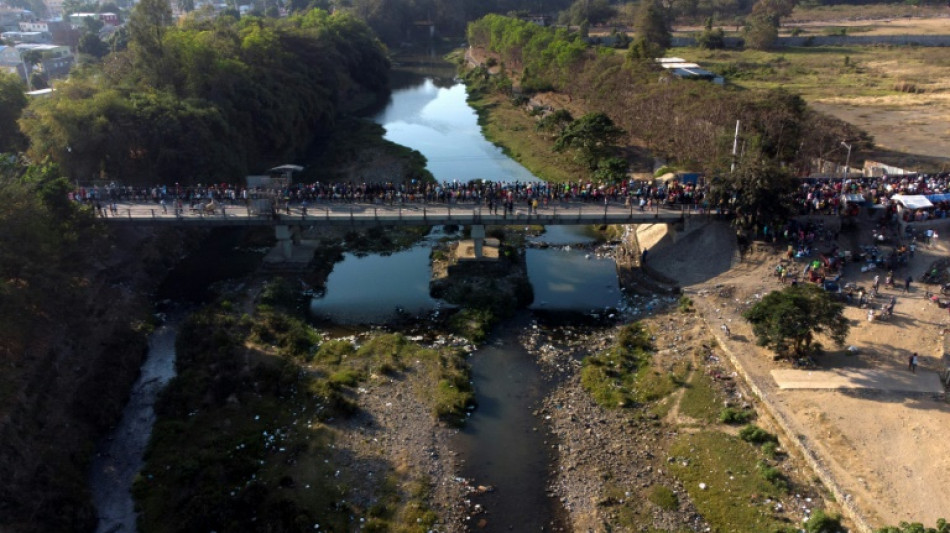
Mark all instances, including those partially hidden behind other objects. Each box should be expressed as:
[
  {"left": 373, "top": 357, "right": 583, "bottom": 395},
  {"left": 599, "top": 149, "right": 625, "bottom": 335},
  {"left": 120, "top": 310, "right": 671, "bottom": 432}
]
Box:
[{"left": 97, "top": 201, "right": 696, "bottom": 227}]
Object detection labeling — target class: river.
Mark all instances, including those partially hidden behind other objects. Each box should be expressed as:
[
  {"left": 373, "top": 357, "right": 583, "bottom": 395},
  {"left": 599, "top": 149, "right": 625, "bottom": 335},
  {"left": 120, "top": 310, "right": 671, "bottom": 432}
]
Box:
[
  {"left": 91, "top": 54, "right": 627, "bottom": 532},
  {"left": 309, "top": 54, "right": 627, "bottom": 531}
]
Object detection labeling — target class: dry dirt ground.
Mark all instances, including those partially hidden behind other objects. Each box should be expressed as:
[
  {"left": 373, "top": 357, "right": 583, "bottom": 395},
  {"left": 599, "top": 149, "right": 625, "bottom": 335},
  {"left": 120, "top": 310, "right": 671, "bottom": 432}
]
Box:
[{"left": 646, "top": 216, "right": 950, "bottom": 530}]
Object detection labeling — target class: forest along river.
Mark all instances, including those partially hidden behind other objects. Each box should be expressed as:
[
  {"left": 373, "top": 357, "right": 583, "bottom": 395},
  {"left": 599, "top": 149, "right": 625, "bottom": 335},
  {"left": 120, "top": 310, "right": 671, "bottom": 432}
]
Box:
[{"left": 309, "top": 58, "right": 627, "bottom": 530}]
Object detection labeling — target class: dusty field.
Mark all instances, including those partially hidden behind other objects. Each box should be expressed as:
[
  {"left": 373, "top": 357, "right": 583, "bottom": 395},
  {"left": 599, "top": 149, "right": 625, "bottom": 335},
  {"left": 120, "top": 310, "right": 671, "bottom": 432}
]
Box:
[
  {"left": 809, "top": 99, "right": 950, "bottom": 170},
  {"left": 649, "top": 216, "right": 950, "bottom": 529}
]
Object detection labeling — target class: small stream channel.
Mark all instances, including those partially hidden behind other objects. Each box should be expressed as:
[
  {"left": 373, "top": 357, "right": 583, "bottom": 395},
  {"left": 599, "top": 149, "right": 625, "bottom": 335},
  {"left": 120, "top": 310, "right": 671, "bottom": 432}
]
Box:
[{"left": 89, "top": 316, "right": 180, "bottom": 533}]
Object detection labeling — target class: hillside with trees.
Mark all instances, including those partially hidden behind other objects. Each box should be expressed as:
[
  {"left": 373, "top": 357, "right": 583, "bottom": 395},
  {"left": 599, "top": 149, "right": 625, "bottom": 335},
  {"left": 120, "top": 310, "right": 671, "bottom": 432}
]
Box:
[
  {"left": 0, "top": 3, "right": 396, "bottom": 531},
  {"left": 19, "top": 4, "right": 390, "bottom": 185},
  {"left": 465, "top": 14, "right": 869, "bottom": 230}
]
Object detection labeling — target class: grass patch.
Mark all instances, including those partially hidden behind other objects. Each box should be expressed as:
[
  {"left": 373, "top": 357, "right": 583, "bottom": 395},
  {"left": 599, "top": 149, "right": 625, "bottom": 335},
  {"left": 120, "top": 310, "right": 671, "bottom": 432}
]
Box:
[
  {"left": 648, "top": 484, "right": 679, "bottom": 511},
  {"left": 679, "top": 45, "right": 950, "bottom": 102},
  {"left": 678, "top": 366, "right": 723, "bottom": 423},
  {"left": 581, "top": 322, "right": 689, "bottom": 408},
  {"left": 758, "top": 460, "right": 790, "bottom": 493},
  {"left": 669, "top": 431, "right": 792, "bottom": 532}
]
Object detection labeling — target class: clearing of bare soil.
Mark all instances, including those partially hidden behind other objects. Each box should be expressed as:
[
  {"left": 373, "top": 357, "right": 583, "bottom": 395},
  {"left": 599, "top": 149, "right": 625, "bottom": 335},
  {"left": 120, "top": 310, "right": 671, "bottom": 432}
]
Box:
[{"left": 645, "top": 214, "right": 950, "bottom": 530}]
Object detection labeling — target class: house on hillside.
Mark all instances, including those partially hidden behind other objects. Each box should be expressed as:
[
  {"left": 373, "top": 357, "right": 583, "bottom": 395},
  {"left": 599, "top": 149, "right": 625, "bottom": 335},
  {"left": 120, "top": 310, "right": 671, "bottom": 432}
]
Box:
[
  {"left": 18, "top": 20, "right": 77, "bottom": 47},
  {"left": 0, "top": 43, "right": 74, "bottom": 83},
  {"left": 1, "top": 30, "right": 51, "bottom": 43},
  {"left": 656, "top": 57, "right": 724, "bottom": 84},
  {"left": 0, "top": 7, "right": 33, "bottom": 31}
]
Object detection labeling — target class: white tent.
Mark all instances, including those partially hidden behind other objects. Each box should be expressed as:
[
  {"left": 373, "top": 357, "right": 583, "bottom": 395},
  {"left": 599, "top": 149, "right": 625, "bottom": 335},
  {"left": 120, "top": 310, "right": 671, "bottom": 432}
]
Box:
[{"left": 892, "top": 194, "right": 933, "bottom": 210}]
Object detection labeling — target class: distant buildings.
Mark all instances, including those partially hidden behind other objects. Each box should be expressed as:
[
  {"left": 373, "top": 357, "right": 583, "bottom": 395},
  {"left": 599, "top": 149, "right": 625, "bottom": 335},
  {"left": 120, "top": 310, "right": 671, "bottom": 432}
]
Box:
[{"left": 0, "top": 43, "right": 74, "bottom": 86}]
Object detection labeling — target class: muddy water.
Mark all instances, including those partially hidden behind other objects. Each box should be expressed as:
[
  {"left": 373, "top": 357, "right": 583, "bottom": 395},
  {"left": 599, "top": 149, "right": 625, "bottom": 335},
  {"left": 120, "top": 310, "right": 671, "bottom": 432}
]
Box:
[{"left": 452, "top": 314, "right": 564, "bottom": 531}]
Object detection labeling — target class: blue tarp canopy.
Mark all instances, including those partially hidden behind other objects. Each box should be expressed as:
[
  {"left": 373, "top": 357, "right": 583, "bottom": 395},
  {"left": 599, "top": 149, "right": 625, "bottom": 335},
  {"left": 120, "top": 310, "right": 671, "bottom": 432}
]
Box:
[
  {"left": 926, "top": 193, "right": 950, "bottom": 203},
  {"left": 678, "top": 173, "right": 702, "bottom": 184}
]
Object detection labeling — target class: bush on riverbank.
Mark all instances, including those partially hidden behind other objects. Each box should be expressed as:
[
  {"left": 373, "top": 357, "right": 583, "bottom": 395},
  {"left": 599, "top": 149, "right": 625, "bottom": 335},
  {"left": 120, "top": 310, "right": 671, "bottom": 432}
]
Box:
[{"left": 581, "top": 322, "right": 689, "bottom": 408}]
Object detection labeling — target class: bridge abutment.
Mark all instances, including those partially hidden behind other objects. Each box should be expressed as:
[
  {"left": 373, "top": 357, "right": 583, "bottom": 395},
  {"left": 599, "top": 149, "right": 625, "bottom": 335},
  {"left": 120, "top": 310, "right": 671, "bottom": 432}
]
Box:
[
  {"left": 471, "top": 225, "right": 486, "bottom": 259},
  {"left": 275, "top": 225, "right": 293, "bottom": 260}
]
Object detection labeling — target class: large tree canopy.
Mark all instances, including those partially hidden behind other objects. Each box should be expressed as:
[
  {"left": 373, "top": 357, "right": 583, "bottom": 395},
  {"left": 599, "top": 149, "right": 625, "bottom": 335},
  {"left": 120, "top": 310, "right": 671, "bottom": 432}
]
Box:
[
  {"left": 554, "top": 112, "right": 625, "bottom": 170},
  {"left": 20, "top": 9, "right": 390, "bottom": 184},
  {"left": 742, "top": 284, "right": 849, "bottom": 359}
]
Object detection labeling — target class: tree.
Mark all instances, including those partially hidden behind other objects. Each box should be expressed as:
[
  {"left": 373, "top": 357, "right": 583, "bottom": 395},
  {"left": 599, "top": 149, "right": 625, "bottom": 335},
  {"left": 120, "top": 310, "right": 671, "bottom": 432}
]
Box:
[
  {"left": 78, "top": 32, "right": 109, "bottom": 58},
  {"left": 696, "top": 17, "right": 725, "bottom": 49},
  {"left": 742, "top": 284, "right": 849, "bottom": 359},
  {"left": 553, "top": 112, "right": 625, "bottom": 170},
  {"left": 128, "top": 0, "right": 173, "bottom": 76},
  {"left": 593, "top": 156, "right": 628, "bottom": 182},
  {"left": 634, "top": 0, "right": 671, "bottom": 55},
  {"left": 744, "top": 13, "right": 778, "bottom": 50},
  {"left": 561, "top": 0, "right": 617, "bottom": 26},
  {"left": 0, "top": 73, "right": 28, "bottom": 153},
  {"left": 708, "top": 146, "right": 798, "bottom": 230}
]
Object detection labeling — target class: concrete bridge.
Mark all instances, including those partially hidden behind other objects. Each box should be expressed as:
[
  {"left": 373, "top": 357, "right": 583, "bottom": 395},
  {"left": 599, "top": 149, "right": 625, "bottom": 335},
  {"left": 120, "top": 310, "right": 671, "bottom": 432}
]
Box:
[{"left": 99, "top": 200, "right": 700, "bottom": 259}]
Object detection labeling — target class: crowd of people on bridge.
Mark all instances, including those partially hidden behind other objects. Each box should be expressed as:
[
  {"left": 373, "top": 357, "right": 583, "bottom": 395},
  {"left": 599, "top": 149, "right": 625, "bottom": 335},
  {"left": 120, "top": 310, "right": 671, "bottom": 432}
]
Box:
[
  {"left": 69, "top": 178, "right": 710, "bottom": 215},
  {"left": 69, "top": 172, "right": 950, "bottom": 221}
]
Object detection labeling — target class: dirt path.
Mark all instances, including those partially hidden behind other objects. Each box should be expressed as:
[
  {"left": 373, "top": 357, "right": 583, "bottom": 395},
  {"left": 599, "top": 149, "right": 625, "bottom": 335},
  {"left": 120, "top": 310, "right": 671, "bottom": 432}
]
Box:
[{"left": 653, "top": 216, "right": 950, "bottom": 530}]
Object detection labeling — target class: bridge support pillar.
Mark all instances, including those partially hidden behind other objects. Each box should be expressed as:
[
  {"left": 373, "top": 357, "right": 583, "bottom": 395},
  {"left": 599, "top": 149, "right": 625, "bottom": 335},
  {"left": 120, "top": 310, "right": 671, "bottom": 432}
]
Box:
[
  {"left": 471, "top": 224, "right": 486, "bottom": 259},
  {"left": 275, "top": 225, "right": 293, "bottom": 260}
]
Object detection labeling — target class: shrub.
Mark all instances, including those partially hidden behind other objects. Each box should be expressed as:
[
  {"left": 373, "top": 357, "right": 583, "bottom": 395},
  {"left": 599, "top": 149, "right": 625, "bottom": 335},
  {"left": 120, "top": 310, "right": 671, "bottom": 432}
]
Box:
[
  {"left": 719, "top": 407, "right": 754, "bottom": 424},
  {"left": 678, "top": 296, "right": 694, "bottom": 313},
  {"left": 648, "top": 485, "right": 678, "bottom": 510},
  {"left": 805, "top": 509, "right": 844, "bottom": 533},
  {"left": 739, "top": 424, "right": 777, "bottom": 444},
  {"left": 762, "top": 441, "right": 779, "bottom": 458},
  {"left": 757, "top": 461, "right": 789, "bottom": 492},
  {"left": 875, "top": 518, "right": 950, "bottom": 533}
]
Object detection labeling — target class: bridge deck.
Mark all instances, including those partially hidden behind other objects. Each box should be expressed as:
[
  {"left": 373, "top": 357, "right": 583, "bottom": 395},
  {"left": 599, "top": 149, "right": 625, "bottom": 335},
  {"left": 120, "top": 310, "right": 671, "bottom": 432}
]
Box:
[{"left": 98, "top": 202, "right": 696, "bottom": 227}]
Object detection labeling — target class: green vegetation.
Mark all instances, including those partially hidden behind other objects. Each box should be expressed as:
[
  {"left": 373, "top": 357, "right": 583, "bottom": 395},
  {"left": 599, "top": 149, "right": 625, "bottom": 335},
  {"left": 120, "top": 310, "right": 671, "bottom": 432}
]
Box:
[
  {"left": 669, "top": 431, "right": 793, "bottom": 531},
  {"left": 581, "top": 323, "right": 689, "bottom": 408},
  {"left": 135, "top": 293, "right": 473, "bottom": 530},
  {"left": 20, "top": 8, "right": 390, "bottom": 184},
  {"left": 647, "top": 484, "right": 679, "bottom": 511},
  {"left": 677, "top": 296, "right": 694, "bottom": 313},
  {"left": 464, "top": 13, "right": 867, "bottom": 221},
  {"left": 464, "top": 85, "right": 592, "bottom": 182},
  {"left": 0, "top": 73, "right": 27, "bottom": 153},
  {"left": 739, "top": 423, "right": 778, "bottom": 444},
  {"left": 805, "top": 509, "right": 846, "bottom": 533},
  {"left": 742, "top": 284, "right": 849, "bottom": 359},
  {"left": 877, "top": 519, "right": 950, "bottom": 533},
  {"left": 679, "top": 367, "right": 723, "bottom": 423},
  {"left": 720, "top": 406, "right": 755, "bottom": 424}
]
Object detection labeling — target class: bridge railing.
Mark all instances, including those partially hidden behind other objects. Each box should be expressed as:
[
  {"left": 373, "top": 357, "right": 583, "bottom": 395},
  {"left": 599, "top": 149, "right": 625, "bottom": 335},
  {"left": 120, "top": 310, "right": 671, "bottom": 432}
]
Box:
[{"left": 104, "top": 200, "right": 705, "bottom": 226}]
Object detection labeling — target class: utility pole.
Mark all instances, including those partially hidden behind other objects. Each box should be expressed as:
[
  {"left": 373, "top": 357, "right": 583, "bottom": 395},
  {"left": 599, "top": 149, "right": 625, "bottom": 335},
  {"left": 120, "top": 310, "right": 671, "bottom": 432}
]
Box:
[
  {"left": 730, "top": 120, "right": 740, "bottom": 173},
  {"left": 841, "top": 141, "right": 852, "bottom": 179}
]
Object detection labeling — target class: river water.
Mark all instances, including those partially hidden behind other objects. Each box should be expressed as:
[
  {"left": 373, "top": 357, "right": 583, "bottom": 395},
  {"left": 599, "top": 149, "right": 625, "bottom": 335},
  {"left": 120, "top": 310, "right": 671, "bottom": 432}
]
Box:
[
  {"left": 309, "top": 56, "right": 627, "bottom": 531},
  {"left": 92, "top": 55, "right": 627, "bottom": 532},
  {"left": 89, "top": 317, "right": 180, "bottom": 533}
]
